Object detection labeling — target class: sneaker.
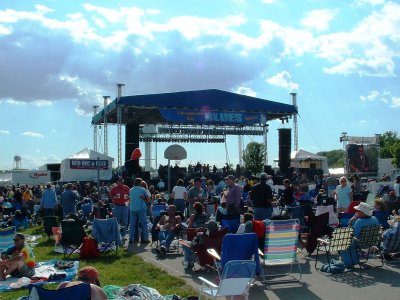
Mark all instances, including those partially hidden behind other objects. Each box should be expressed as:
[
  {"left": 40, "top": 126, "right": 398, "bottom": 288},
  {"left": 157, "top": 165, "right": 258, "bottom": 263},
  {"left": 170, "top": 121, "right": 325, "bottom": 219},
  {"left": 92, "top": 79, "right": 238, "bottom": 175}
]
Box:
[{"left": 160, "top": 245, "right": 167, "bottom": 256}]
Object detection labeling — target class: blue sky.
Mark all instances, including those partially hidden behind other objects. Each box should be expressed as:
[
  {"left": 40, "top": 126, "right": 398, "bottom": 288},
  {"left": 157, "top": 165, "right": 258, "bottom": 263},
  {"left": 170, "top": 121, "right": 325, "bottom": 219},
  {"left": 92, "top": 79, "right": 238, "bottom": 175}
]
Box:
[{"left": 0, "top": 0, "right": 399, "bottom": 171}]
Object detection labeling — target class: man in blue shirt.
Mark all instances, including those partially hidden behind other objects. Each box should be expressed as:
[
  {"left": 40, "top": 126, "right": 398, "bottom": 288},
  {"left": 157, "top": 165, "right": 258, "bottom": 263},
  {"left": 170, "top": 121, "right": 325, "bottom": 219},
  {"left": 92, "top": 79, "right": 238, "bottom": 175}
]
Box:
[
  {"left": 41, "top": 183, "right": 57, "bottom": 216},
  {"left": 61, "top": 183, "right": 78, "bottom": 218},
  {"left": 128, "top": 178, "right": 149, "bottom": 244}
]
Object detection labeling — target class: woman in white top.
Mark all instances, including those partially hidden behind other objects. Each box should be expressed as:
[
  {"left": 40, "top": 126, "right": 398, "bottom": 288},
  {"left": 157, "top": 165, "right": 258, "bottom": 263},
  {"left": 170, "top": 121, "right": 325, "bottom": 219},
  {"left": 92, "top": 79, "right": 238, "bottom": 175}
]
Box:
[
  {"left": 332, "top": 176, "right": 353, "bottom": 213},
  {"left": 171, "top": 179, "right": 187, "bottom": 216}
]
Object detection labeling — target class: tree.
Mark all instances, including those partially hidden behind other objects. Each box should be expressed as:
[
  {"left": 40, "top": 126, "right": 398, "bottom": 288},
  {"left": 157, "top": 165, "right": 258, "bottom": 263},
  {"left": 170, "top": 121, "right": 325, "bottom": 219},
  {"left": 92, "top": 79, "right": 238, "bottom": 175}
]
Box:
[
  {"left": 243, "top": 142, "right": 265, "bottom": 175},
  {"left": 380, "top": 131, "right": 399, "bottom": 159},
  {"left": 317, "top": 149, "right": 345, "bottom": 168},
  {"left": 390, "top": 140, "right": 400, "bottom": 168}
]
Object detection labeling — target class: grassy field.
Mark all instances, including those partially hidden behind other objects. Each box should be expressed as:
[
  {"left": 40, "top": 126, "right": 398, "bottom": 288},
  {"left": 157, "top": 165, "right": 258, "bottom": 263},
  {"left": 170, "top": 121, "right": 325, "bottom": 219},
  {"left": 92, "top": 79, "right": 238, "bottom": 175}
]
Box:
[{"left": 2, "top": 226, "right": 196, "bottom": 300}]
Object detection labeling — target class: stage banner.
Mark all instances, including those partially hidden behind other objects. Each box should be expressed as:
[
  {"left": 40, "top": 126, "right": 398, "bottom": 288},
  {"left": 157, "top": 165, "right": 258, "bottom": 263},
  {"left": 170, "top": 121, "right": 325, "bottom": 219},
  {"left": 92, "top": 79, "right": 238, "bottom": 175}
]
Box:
[
  {"left": 347, "top": 136, "right": 377, "bottom": 145},
  {"left": 159, "top": 108, "right": 266, "bottom": 125},
  {"left": 70, "top": 159, "right": 109, "bottom": 170},
  {"left": 347, "top": 144, "right": 378, "bottom": 175}
]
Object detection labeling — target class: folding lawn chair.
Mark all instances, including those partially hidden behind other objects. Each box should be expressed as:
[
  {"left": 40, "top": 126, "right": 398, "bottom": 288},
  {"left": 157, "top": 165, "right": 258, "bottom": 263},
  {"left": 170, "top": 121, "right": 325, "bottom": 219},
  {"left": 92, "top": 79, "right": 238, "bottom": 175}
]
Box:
[
  {"left": 220, "top": 218, "right": 241, "bottom": 233},
  {"left": 354, "top": 223, "right": 384, "bottom": 268},
  {"left": 198, "top": 260, "right": 256, "bottom": 300},
  {"left": 208, "top": 233, "right": 261, "bottom": 278},
  {"left": 60, "top": 218, "right": 86, "bottom": 259},
  {"left": 261, "top": 218, "right": 302, "bottom": 283},
  {"left": 315, "top": 227, "right": 354, "bottom": 270},
  {"left": 43, "top": 216, "right": 59, "bottom": 239},
  {"left": 316, "top": 205, "right": 338, "bottom": 227},
  {"left": 0, "top": 226, "right": 16, "bottom": 252},
  {"left": 92, "top": 217, "right": 122, "bottom": 255},
  {"left": 373, "top": 211, "right": 390, "bottom": 229},
  {"left": 338, "top": 212, "right": 355, "bottom": 228},
  {"left": 28, "top": 282, "right": 91, "bottom": 300}
]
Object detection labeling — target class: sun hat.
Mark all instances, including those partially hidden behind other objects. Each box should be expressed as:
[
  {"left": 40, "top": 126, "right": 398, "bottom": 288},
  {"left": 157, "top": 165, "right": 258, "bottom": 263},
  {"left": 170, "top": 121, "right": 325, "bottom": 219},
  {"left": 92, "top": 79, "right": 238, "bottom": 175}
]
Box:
[{"left": 354, "top": 202, "right": 373, "bottom": 216}]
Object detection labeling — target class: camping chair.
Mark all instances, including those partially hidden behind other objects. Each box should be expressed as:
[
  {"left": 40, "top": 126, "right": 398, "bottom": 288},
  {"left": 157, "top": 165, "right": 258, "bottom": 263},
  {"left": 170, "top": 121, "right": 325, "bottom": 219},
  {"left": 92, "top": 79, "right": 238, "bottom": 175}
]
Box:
[
  {"left": 43, "top": 216, "right": 59, "bottom": 239},
  {"left": 208, "top": 233, "right": 261, "bottom": 278},
  {"left": 300, "top": 212, "right": 331, "bottom": 255},
  {"left": 151, "top": 204, "right": 167, "bottom": 221},
  {"left": 381, "top": 221, "right": 400, "bottom": 259},
  {"left": 373, "top": 211, "right": 390, "bottom": 229},
  {"left": 354, "top": 224, "right": 384, "bottom": 268},
  {"left": 28, "top": 282, "right": 91, "bottom": 300},
  {"left": 220, "top": 218, "right": 241, "bottom": 233},
  {"left": 185, "top": 227, "right": 206, "bottom": 241},
  {"left": 0, "top": 226, "right": 16, "bottom": 252},
  {"left": 338, "top": 212, "right": 355, "bottom": 228},
  {"left": 92, "top": 217, "right": 122, "bottom": 255},
  {"left": 152, "top": 211, "right": 185, "bottom": 254},
  {"left": 198, "top": 260, "right": 256, "bottom": 300},
  {"left": 60, "top": 218, "right": 86, "bottom": 259},
  {"left": 315, "top": 227, "right": 354, "bottom": 270},
  {"left": 260, "top": 219, "right": 302, "bottom": 284},
  {"left": 316, "top": 205, "right": 338, "bottom": 227}
]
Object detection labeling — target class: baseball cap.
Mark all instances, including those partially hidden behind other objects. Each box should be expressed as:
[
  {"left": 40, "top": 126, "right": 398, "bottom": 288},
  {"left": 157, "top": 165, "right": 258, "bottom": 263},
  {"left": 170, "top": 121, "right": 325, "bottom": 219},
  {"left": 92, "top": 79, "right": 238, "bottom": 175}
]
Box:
[{"left": 260, "top": 173, "right": 268, "bottom": 179}]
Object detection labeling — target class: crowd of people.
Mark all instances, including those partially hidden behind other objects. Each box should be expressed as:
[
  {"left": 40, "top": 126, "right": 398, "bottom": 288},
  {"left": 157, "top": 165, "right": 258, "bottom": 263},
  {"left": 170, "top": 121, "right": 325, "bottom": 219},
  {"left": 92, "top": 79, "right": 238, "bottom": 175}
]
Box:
[{"left": 0, "top": 170, "right": 400, "bottom": 291}]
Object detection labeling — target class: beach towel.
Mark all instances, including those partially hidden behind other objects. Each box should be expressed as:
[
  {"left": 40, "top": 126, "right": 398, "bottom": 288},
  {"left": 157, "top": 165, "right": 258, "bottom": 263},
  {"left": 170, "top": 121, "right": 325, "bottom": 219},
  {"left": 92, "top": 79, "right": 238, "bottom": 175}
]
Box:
[{"left": 0, "top": 260, "right": 79, "bottom": 291}]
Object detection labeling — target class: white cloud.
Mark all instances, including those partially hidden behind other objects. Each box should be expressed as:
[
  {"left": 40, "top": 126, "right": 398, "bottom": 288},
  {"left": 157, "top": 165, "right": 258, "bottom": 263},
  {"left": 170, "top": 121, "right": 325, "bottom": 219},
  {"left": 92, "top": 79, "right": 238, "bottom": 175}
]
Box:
[
  {"left": 360, "top": 90, "right": 379, "bottom": 102},
  {"left": 353, "top": 0, "right": 385, "bottom": 6},
  {"left": 31, "top": 100, "right": 53, "bottom": 107},
  {"left": 391, "top": 97, "right": 400, "bottom": 108},
  {"left": 21, "top": 154, "right": 62, "bottom": 169},
  {"left": 261, "top": 0, "right": 277, "bottom": 3},
  {"left": 51, "top": 129, "right": 57, "bottom": 133},
  {"left": 358, "top": 120, "right": 367, "bottom": 125},
  {"left": 2, "top": 99, "right": 26, "bottom": 105},
  {"left": 22, "top": 131, "right": 44, "bottom": 138},
  {"left": 266, "top": 71, "right": 299, "bottom": 92},
  {"left": 0, "top": 129, "right": 10, "bottom": 135},
  {"left": 235, "top": 86, "right": 257, "bottom": 97},
  {"left": 301, "top": 9, "right": 337, "bottom": 32}
]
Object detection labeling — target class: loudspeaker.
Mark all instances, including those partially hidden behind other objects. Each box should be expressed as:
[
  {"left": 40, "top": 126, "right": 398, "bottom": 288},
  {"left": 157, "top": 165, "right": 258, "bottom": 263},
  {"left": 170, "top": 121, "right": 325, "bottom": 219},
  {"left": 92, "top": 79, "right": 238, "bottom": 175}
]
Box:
[
  {"left": 263, "top": 165, "right": 273, "bottom": 176},
  {"left": 278, "top": 128, "right": 291, "bottom": 174}
]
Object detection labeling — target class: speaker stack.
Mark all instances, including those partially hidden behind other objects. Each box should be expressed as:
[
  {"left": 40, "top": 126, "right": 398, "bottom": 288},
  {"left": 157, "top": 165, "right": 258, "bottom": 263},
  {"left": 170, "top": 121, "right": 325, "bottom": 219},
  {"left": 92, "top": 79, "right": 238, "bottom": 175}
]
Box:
[{"left": 278, "top": 128, "right": 291, "bottom": 175}]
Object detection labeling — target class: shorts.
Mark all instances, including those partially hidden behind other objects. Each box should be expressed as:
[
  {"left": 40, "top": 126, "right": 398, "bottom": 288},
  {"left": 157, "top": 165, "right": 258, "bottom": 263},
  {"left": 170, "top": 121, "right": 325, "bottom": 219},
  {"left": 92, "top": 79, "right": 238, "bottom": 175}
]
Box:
[{"left": 11, "top": 264, "right": 35, "bottom": 278}]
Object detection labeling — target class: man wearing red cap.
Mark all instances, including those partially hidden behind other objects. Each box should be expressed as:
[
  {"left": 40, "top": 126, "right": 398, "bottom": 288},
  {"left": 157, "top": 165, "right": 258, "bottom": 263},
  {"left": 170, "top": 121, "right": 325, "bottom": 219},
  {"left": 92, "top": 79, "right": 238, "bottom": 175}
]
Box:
[
  {"left": 58, "top": 266, "right": 107, "bottom": 300},
  {"left": 110, "top": 177, "right": 130, "bottom": 239}
]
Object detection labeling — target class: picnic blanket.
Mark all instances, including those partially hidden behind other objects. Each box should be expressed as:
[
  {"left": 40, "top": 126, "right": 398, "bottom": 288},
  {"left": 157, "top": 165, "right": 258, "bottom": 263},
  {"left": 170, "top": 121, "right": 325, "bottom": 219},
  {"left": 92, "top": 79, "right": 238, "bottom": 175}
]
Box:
[{"left": 0, "top": 259, "right": 79, "bottom": 291}]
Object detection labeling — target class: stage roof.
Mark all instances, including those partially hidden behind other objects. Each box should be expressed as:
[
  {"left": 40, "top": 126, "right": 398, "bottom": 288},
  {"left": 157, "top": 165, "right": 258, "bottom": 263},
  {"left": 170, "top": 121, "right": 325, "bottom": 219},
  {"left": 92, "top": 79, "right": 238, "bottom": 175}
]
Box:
[{"left": 92, "top": 89, "right": 297, "bottom": 126}]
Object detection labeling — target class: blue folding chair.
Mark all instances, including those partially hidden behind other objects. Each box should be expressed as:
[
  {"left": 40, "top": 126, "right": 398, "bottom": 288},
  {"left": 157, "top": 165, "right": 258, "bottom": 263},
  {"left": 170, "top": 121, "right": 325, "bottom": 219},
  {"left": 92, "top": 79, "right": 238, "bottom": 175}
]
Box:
[
  {"left": 28, "top": 283, "right": 91, "bottom": 300},
  {"left": 151, "top": 204, "right": 167, "bottom": 219},
  {"left": 373, "top": 211, "right": 390, "bottom": 229},
  {"left": 199, "top": 260, "right": 256, "bottom": 300},
  {"left": 338, "top": 212, "right": 355, "bottom": 228},
  {"left": 220, "top": 218, "right": 241, "bottom": 233}
]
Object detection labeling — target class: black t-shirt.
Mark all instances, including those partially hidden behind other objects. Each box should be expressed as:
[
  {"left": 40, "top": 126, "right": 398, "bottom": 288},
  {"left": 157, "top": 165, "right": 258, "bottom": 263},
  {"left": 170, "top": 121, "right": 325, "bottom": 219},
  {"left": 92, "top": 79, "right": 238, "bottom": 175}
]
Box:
[
  {"left": 250, "top": 182, "right": 273, "bottom": 208},
  {"left": 281, "top": 187, "right": 294, "bottom": 206}
]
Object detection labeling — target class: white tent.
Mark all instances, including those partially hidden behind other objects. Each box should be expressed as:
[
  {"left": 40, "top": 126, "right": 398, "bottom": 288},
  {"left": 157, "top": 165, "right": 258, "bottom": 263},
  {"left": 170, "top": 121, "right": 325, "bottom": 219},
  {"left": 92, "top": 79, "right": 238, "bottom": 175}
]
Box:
[
  {"left": 290, "top": 149, "right": 329, "bottom": 175},
  {"left": 59, "top": 148, "right": 114, "bottom": 182},
  {"left": 0, "top": 172, "right": 12, "bottom": 186}
]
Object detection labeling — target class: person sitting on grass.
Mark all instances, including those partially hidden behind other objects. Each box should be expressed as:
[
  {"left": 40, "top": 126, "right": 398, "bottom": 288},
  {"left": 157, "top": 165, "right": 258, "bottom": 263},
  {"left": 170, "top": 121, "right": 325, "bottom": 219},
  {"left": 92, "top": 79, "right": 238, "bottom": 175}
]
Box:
[
  {"left": 0, "top": 233, "right": 35, "bottom": 280},
  {"left": 156, "top": 205, "right": 182, "bottom": 256},
  {"left": 58, "top": 266, "right": 108, "bottom": 300}
]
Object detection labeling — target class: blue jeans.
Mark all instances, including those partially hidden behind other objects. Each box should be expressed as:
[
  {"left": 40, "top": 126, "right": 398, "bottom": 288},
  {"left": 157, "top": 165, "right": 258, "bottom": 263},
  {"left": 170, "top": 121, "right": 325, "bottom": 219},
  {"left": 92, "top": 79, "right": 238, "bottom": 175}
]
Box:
[
  {"left": 158, "top": 230, "right": 175, "bottom": 250},
  {"left": 183, "top": 245, "right": 195, "bottom": 267},
  {"left": 253, "top": 207, "right": 273, "bottom": 221},
  {"left": 113, "top": 205, "right": 128, "bottom": 236},
  {"left": 129, "top": 210, "right": 149, "bottom": 242},
  {"left": 173, "top": 199, "right": 186, "bottom": 215}
]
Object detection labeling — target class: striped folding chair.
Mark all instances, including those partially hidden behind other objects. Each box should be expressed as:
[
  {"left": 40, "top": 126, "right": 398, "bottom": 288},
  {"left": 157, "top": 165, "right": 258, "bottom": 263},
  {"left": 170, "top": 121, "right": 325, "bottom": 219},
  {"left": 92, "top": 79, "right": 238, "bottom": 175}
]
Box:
[
  {"left": 260, "top": 219, "right": 301, "bottom": 284},
  {"left": 0, "top": 226, "right": 16, "bottom": 252}
]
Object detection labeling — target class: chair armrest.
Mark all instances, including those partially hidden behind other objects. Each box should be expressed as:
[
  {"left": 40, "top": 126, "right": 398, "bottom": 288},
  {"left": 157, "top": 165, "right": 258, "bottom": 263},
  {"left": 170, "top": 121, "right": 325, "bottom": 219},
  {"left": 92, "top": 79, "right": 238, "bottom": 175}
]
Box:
[
  {"left": 198, "top": 276, "right": 218, "bottom": 288},
  {"left": 258, "top": 248, "right": 264, "bottom": 257},
  {"left": 317, "top": 238, "right": 329, "bottom": 245},
  {"left": 178, "top": 240, "right": 191, "bottom": 248},
  {"left": 207, "top": 248, "right": 221, "bottom": 260}
]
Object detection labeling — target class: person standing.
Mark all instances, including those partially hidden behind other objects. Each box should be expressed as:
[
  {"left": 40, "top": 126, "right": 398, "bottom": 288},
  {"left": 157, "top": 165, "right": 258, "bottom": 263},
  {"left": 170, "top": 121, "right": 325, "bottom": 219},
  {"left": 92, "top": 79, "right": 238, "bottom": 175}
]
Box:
[
  {"left": 110, "top": 177, "right": 130, "bottom": 239},
  {"left": 171, "top": 179, "right": 187, "bottom": 215},
  {"left": 332, "top": 176, "right": 353, "bottom": 213},
  {"left": 394, "top": 176, "right": 400, "bottom": 202},
  {"left": 250, "top": 173, "right": 274, "bottom": 220},
  {"left": 223, "top": 175, "right": 242, "bottom": 216},
  {"left": 128, "top": 178, "right": 150, "bottom": 244},
  {"left": 41, "top": 183, "right": 57, "bottom": 216},
  {"left": 187, "top": 178, "right": 206, "bottom": 215},
  {"left": 60, "top": 183, "right": 78, "bottom": 218}
]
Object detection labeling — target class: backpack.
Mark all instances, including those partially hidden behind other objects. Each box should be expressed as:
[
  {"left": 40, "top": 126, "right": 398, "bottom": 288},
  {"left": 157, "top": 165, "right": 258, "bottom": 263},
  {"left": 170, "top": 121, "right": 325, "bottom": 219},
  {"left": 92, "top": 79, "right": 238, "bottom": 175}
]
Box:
[{"left": 80, "top": 236, "right": 100, "bottom": 259}]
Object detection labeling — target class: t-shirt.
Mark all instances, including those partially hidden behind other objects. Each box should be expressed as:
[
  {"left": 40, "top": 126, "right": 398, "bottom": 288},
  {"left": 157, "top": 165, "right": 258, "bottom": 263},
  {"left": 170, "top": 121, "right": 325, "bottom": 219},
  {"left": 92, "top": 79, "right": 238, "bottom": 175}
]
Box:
[
  {"left": 172, "top": 186, "right": 187, "bottom": 199},
  {"left": 335, "top": 185, "right": 352, "bottom": 208},
  {"left": 251, "top": 182, "right": 273, "bottom": 208},
  {"left": 129, "top": 186, "right": 148, "bottom": 211},
  {"left": 1, "top": 244, "right": 36, "bottom": 268},
  {"left": 110, "top": 185, "right": 130, "bottom": 205},
  {"left": 188, "top": 187, "right": 206, "bottom": 203}
]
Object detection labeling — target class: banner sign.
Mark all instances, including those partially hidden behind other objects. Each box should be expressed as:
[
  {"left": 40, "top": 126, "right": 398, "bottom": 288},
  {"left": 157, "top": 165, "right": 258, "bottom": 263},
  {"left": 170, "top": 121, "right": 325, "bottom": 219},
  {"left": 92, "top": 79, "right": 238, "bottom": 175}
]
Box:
[
  {"left": 347, "top": 136, "right": 377, "bottom": 145},
  {"left": 159, "top": 109, "right": 266, "bottom": 125},
  {"left": 70, "top": 159, "right": 109, "bottom": 170}
]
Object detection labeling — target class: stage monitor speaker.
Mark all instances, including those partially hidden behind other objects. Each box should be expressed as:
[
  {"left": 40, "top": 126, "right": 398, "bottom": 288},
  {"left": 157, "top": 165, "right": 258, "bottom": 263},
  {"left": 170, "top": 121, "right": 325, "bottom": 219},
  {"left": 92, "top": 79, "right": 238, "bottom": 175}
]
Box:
[{"left": 278, "top": 128, "right": 291, "bottom": 174}]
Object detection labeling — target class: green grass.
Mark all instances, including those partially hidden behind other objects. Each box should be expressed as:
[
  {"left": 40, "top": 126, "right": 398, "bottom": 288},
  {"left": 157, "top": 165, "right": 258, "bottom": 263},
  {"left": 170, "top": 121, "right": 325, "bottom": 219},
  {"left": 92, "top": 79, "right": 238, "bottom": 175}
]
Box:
[{"left": 2, "top": 226, "right": 197, "bottom": 300}]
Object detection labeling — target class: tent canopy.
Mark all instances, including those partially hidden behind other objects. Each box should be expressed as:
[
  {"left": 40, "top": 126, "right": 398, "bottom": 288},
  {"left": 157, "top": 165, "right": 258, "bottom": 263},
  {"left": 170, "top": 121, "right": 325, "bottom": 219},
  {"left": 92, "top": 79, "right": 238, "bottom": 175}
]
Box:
[
  {"left": 291, "top": 149, "right": 326, "bottom": 161},
  {"left": 60, "top": 148, "right": 114, "bottom": 182},
  {"left": 291, "top": 149, "right": 329, "bottom": 175}
]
